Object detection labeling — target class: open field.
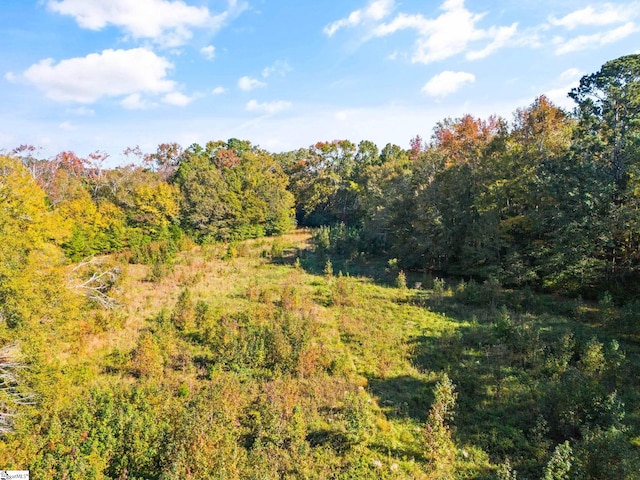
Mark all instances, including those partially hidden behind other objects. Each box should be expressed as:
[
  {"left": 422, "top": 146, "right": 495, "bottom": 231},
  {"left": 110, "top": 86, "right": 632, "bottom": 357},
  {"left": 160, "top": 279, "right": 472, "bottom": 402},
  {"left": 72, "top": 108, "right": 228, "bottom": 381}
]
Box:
[{"left": 3, "top": 230, "right": 638, "bottom": 478}]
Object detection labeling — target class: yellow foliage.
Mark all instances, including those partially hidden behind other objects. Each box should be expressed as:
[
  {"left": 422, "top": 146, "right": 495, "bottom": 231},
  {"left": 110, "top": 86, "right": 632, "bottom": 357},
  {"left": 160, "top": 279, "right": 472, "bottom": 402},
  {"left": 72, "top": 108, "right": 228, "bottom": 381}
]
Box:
[
  {"left": 130, "top": 180, "right": 179, "bottom": 234},
  {"left": 0, "top": 156, "right": 79, "bottom": 328}
]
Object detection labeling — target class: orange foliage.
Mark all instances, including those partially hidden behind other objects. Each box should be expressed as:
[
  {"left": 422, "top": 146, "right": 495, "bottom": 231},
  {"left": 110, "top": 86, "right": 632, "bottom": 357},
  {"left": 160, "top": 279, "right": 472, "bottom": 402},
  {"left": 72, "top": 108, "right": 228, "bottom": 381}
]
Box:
[{"left": 433, "top": 114, "right": 502, "bottom": 168}]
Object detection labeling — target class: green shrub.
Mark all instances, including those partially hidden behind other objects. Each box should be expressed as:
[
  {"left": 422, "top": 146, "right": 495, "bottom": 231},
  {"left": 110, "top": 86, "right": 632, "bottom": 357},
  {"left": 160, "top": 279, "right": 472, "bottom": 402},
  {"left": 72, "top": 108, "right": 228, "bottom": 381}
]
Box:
[
  {"left": 171, "top": 288, "right": 195, "bottom": 331},
  {"left": 396, "top": 270, "right": 407, "bottom": 290}
]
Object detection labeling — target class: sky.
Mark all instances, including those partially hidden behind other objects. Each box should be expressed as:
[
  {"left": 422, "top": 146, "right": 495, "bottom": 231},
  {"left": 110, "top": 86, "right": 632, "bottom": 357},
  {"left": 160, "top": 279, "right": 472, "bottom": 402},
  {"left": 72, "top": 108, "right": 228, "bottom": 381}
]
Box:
[{"left": 1, "top": 0, "right": 640, "bottom": 164}]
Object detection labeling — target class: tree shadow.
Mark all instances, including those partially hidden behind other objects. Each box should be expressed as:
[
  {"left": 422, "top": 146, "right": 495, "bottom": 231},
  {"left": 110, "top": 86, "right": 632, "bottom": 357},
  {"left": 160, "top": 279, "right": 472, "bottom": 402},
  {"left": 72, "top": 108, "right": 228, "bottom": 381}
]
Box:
[
  {"left": 367, "top": 374, "right": 435, "bottom": 423},
  {"left": 306, "top": 429, "right": 351, "bottom": 454},
  {"left": 368, "top": 320, "right": 554, "bottom": 477},
  {"left": 278, "top": 246, "right": 401, "bottom": 288}
]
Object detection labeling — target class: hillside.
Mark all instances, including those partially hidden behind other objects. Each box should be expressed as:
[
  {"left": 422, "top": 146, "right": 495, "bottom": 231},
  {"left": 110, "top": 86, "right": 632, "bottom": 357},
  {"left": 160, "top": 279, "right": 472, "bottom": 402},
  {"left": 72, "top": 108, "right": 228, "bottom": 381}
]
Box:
[
  {"left": 1, "top": 230, "right": 638, "bottom": 479},
  {"left": 2, "top": 53, "right": 640, "bottom": 479}
]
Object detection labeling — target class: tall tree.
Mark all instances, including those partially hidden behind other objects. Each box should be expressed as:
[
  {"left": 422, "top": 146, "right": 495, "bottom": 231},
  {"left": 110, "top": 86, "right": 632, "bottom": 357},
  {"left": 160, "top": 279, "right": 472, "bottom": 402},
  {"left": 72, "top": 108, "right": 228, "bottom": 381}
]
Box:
[
  {"left": 499, "top": 96, "right": 574, "bottom": 286},
  {"left": 175, "top": 140, "right": 294, "bottom": 241},
  {"left": 0, "top": 155, "right": 76, "bottom": 328},
  {"left": 283, "top": 140, "right": 378, "bottom": 227},
  {"left": 569, "top": 54, "right": 640, "bottom": 187},
  {"left": 567, "top": 54, "right": 640, "bottom": 295}
]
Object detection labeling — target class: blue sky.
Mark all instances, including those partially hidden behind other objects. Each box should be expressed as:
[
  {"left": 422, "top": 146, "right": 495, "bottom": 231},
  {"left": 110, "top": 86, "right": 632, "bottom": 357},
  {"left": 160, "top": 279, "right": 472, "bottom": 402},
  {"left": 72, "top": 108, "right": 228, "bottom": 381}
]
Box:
[{"left": 1, "top": 0, "right": 639, "bottom": 163}]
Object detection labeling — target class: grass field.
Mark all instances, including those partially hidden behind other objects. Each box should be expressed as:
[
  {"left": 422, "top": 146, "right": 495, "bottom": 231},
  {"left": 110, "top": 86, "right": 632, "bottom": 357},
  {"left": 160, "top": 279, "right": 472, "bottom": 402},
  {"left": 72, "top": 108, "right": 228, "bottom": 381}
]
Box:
[{"left": 3, "top": 230, "right": 639, "bottom": 479}]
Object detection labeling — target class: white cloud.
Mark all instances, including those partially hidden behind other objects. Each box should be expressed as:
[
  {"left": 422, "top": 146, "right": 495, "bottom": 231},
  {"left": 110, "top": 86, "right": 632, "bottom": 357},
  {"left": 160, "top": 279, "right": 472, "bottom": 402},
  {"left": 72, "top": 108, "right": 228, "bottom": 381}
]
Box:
[
  {"left": 373, "top": 12, "right": 428, "bottom": 36},
  {"left": 212, "top": 86, "right": 227, "bottom": 95},
  {"left": 121, "top": 93, "right": 150, "bottom": 110},
  {"left": 421, "top": 70, "right": 475, "bottom": 97},
  {"left": 58, "top": 121, "right": 76, "bottom": 131},
  {"left": 246, "top": 99, "right": 292, "bottom": 114},
  {"left": 559, "top": 68, "right": 582, "bottom": 83},
  {"left": 544, "top": 68, "right": 583, "bottom": 110},
  {"left": 20, "top": 48, "right": 176, "bottom": 103},
  {"left": 200, "top": 45, "right": 216, "bottom": 60},
  {"left": 163, "top": 91, "right": 192, "bottom": 106},
  {"left": 554, "top": 22, "right": 637, "bottom": 54},
  {"left": 262, "top": 60, "right": 291, "bottom": 78},
  {"left": 69, "top": 106, "right": 95, "bottom": 116},
  {"left": 324, "top": 0, "right": 395, "bottom": 36},
  {"left": 466, "top": 24, "right": 518, "bottom": 60},
  {"left": 372, "top": 0, "right": 518, "bottom": 63},
  {"left": 46, "top": 0, "right": 247, "bottom": 47},
  {"left": 549, "top": 3, "right": 637, "bottom": 30},
  {"left": 335, "top": 110, "right": 352, "bottom": 122},
  {"left": 238, "top": 76, "right": 266, "bottom": 91}
]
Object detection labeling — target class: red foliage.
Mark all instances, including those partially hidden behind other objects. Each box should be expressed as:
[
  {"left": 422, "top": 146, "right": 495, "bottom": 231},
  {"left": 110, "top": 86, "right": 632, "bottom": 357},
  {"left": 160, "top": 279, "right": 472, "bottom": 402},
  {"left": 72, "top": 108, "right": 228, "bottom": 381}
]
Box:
[
  {"left": 214, "top": 148, "right": 241, "bottom": 169},
  {"left": 409, "top": 135, "right": 424, "bottom": 161},
  {"left": 433, "top": 114, "right": 502, "bottom": 167}
]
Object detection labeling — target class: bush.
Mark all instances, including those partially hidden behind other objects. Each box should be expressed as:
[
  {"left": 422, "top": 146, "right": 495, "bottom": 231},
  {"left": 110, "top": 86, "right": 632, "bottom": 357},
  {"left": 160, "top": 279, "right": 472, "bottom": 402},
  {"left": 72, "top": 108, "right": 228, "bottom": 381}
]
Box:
[
  {"left": 312, "top": 224, "right": 362, "bottom": 257},
  {"left": 343, "top": 390, "right": 376, "bottom": 445},
  {"left": 130, "top": 331, "right": 164, "bottom": 378},
  {"left": 171, "top": 288, "right": 195, "bottom": 331},
  {"left": 424, "top": 374, "right": 458, "bottom": 477},
  {"left": 396, "top": 270, "right": 407, "bottom": 290}
]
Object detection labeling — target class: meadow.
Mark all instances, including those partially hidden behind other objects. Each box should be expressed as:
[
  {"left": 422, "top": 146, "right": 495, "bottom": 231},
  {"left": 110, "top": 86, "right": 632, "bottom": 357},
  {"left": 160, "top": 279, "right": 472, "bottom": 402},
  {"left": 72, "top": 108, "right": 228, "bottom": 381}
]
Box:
[{"left": 3, "top": 230, "right": 637, "bottom": 478}]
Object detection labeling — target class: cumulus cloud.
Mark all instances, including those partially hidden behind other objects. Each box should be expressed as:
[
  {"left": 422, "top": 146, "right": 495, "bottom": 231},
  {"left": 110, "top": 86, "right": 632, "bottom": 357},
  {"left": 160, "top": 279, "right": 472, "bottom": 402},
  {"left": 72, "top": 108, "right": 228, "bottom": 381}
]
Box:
[
  {"left": 324, "top": 0, "right": 395, "bottom": 36},
  {"left": 371, "top": 0, "right": 517, "bottom": 63},
  {"left": 238, "top": 76, "right": 266, "bottom": 91},
  {"left": 466, "top": 24, "right": 519, "bottom": 60},
  {"left": 549, "top": 3, "right": 636, "bottom": 30},
  {"left": 163, "top": 91, "right": 192, "bottom": 106},
  {"left": 46, "top": 0, "right": 247, "bottom": 47},
  {"left": 246, "top": 99, "right": 292, "bottom": 114},
  {"left": 200, "top": 45, "right": 216, "bottom": 60},
  {"left": 554, "top": 22, "right": 637, "bottom": 54},
  {"left": 421, "top": 70, "right": 475, "bottom": 97},
  {"left": 547, "top": 3, "right": 639, "bottom": 55},
  {"left": 212, "top": 86, "right": 227, "bottom": 95},
  {"left": 20, "top": 48, "right": 176, "bottom": 104}
]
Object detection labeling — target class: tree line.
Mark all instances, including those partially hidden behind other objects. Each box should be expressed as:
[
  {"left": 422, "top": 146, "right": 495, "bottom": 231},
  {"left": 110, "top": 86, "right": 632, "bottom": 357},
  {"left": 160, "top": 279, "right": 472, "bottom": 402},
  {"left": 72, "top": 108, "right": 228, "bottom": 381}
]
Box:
[
  {"left": 3, "top": 54, "right": 639, "bottom": 303},
  {"left": 281, "top": 54, "right": 640, "bottom": 300}
]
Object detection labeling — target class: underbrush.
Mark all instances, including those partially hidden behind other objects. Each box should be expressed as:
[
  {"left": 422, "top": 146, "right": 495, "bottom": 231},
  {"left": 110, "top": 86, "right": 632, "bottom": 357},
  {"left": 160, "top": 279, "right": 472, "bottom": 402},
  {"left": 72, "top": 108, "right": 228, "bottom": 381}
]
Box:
[{"left": 2, "top": 231, "right": 639, "bottom": 479}]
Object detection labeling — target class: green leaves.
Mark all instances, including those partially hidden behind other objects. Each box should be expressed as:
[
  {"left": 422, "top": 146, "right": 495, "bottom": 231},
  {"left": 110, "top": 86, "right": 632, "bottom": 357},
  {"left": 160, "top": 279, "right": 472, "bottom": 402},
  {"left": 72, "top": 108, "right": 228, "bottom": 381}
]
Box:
[
  {"left": 570, "top": 54, "right": 640, "bottom": 185},
  {"left": 176, "top": 140, "right": 294, "bottom": 242}
]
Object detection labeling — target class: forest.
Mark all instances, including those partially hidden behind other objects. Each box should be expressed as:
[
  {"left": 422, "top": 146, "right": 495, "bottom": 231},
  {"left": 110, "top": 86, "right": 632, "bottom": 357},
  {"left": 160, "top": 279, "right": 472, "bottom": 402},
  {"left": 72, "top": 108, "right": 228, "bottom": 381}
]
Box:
[{"left": 0, "top": 54, "right": 639, "bottom": 478}]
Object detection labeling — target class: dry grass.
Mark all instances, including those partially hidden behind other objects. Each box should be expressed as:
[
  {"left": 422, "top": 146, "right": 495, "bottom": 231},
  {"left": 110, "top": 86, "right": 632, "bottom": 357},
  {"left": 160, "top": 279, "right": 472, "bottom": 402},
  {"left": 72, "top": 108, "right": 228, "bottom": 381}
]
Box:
[{"left": 71, "top": 231, "right": 315, "bottom": 364}]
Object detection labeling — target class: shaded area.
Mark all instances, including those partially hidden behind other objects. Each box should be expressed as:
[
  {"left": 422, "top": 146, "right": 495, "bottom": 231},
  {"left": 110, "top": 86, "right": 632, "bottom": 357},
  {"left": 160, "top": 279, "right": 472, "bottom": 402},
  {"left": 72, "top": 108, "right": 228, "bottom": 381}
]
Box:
[
  {"left": 265, "top": 234, "right": 640, "bottom": 478},
  {"left": 367, "top": 374, "right": 434, "bottom": 423},
  {"left": 368, "top": 285, "right": 640, "bottom": 478}
]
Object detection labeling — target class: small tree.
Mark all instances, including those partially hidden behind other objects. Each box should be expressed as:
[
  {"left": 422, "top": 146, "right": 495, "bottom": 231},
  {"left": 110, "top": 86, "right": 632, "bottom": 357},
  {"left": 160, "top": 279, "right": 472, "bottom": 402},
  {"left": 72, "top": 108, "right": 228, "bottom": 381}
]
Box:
[
  {"left": 130, "top": 332, "right": 164, "bottom": 378},
  {"left": 424, "top": 373, "right": 458, "bottom": 478},
  {"left": 171, "top": 288, "right": 195, "bottom": 331},
  {"left": 344, "top": 390, "right": 375, "bottom": 445},
  {"left": 323, "top": 258, "right": 334, "bottom": 277},
  {"left": 543, "top": 441, "right": 573, "bottom": 480},
  {"left": 0, "top": 343, "right": 33, "bottom": 435},
  {"left": 396, "top": 270, "right": 407, "bottom": 290}
]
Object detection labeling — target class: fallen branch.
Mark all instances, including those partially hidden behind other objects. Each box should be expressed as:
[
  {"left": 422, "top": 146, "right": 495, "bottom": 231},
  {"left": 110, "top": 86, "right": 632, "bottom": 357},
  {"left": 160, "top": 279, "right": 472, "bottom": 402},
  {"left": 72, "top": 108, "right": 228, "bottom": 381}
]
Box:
[{"left": 69, "top": 257, "right": 122, "bottom": 309}]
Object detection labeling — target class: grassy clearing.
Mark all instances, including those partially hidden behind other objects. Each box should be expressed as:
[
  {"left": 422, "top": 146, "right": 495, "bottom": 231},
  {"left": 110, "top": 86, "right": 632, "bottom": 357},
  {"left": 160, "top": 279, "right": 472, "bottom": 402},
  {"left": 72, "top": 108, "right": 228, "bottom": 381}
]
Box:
[{"left": 3, "top": 230, "right": 639, "bottom": 478}]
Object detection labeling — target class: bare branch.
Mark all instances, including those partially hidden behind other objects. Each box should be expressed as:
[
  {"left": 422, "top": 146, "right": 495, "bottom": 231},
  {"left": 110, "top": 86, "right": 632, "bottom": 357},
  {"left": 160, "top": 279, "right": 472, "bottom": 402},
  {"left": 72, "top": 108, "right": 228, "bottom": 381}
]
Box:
[
  {"left": 0, "top": 342, "right": 34, "bottom": 436},
  {"left": 68, "top": 257, "right": 122, "bottom": 309}
]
